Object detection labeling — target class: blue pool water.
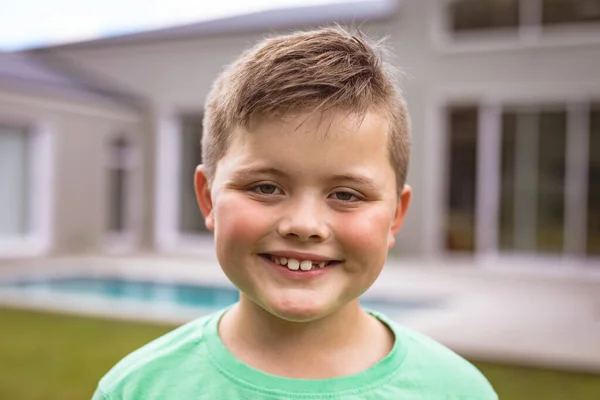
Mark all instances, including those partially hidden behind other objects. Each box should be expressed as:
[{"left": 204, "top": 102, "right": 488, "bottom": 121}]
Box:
[{"left": 0, "top": 276, "right": 438, "bottom": 316}]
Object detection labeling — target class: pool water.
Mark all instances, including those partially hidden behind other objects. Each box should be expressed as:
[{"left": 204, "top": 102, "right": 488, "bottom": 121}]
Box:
[{"left": 0, "top": 276, "right": 438, "bottom": 316}]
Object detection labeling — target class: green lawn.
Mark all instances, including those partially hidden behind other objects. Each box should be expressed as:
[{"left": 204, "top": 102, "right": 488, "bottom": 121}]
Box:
[{"left": 1, "top": 307, "right": 599, "bottom": 400}]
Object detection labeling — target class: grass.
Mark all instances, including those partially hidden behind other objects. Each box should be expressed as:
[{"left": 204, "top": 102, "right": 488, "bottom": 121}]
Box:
[
  {"left": 1, "top": 307, "right": 599, "bottom": 400},
  {"left": 475, "top": 362, "right": 600, "bottom": 400},
  {"left": 0, "top": 307, "right": 171, "bottom": 400}
]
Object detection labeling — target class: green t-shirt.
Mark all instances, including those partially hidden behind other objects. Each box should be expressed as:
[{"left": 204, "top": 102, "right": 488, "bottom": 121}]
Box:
[{"left": 92, "top": 307, "right": 497, "bottom": 399}]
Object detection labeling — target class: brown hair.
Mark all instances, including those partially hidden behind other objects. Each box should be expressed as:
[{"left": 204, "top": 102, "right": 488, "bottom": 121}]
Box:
[{"left": 202, "top": 26, "right": 410, "bottom": 191}]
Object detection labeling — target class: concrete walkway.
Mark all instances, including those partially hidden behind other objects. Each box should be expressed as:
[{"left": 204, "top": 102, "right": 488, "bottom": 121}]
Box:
[{"left": 1, "top": 255, "right": 599, "bottom": 373}]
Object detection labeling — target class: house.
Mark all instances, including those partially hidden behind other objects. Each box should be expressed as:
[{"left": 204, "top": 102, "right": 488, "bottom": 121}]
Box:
[
  {"left": 0, "top": 52, "right": 149, "bottom": 257},
  {"left": 5, "top": 0, "right": 600, "bottom": 271}
]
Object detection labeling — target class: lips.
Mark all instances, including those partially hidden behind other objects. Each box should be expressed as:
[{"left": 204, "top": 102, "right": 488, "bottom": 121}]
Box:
[{"left": 259, "top": 253, "right": 340, "bottom": 271}]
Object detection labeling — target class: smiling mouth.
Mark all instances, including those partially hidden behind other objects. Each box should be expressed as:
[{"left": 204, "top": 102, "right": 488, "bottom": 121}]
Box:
[{"left": 259, "top": 254, "right": 341, "bottom": 272}]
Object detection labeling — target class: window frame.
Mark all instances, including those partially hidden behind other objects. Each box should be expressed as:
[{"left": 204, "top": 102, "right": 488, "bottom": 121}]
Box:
[
  {"left": 428, "top": 83, "right": 600, "bottom": 273},
  {"left": 154, "top": 110, "right": 215, "bottom": 255},
  {"left": 432, "top": 0, "right": 600, "bottom": 53},
  {"left": 103, "top": 133, "right": 140, "bottom": 254},
  {"left": 0, "top": 118, "right": 53, "bottom": 258}
]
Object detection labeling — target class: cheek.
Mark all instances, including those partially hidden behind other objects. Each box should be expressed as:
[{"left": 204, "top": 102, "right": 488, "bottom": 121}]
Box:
[
  {"left": 335, "top": 207, "right": 391, "bottom": 261},
  {"left": 213, "top": 195, "right": 272, "bottom": 248}
]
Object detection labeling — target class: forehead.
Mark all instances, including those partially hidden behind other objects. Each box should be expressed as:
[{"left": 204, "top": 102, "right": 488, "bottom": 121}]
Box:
[
  {"left": 237, "top": 109, "right": 390, "bottom": 149},
  {"left": 220, "top": 110, "right": 395, "bottom": 182}
]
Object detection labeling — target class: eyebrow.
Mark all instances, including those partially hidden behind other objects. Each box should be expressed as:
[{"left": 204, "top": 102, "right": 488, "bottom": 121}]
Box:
[
  {"left": 329, "top": 173, "right": 380, "bottom": 191},
  {"left": 230, "top": 166, "right": 290, "bottom": 181}
]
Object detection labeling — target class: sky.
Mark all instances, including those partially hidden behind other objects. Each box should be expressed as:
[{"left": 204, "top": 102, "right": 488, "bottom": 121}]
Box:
[{"left": 0, "top": 0, "right": 365, "bottom": 51}]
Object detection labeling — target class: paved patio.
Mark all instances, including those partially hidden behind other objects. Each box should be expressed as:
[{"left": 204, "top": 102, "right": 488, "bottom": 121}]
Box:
[{"left": 1, "top": 255, "right": 599, "bottom": 373}]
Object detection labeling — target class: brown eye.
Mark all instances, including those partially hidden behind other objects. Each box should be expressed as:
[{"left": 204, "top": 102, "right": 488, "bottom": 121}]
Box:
[
  {"left": 255, "top": 184, "right": 278, "bottom": 194},
  {"left": 333, "top": 192, "right": 356, "bottom": 201}
]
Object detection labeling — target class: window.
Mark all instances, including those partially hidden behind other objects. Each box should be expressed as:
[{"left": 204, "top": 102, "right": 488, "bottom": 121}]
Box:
[
  {"left": 543, "top": 0, "right": 600, "bottom": 26},
  {"left": 499, "top": 107, "right": 567, "bottom": 253},
  {"left": 443, "top": 0, "right": 600, "bottom": 46},
  {"left": 588, "top": 103, "right": 600, "bottom": 255},
  {"left": 499, "top": 112, "right": 517, "bottom": 250},
  {"left": 0, "top": 121, "right": 52, "bottom": 256},
  {"left": 178, "top": 114, "right": 207, "bottom": 233},
  {"left": 445, "top": 101, "right": 595, "bottom": 259},
  {"left": 445, "top": 105, "right": 478, "bottom": 252},
  {"left": 106, "top": 136, "right": 133, "bottom": 234},
  {"left": 0, "top": 125, "right": 30, "bottom": 237},
  {"left": 449, "top": 0, "right": 520, "bottom": 34}
]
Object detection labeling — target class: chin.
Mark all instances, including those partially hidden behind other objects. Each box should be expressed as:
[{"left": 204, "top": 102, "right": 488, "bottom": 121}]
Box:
[{"left": 265, "top": 299, "right": 332, "bottom": 323}]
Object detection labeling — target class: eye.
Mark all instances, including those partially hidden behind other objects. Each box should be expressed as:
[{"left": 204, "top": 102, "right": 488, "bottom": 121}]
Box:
[
  {"left": 331, "top": 191, "right": 360, "bottom": 202},
  {"left": 252, "top": 184, "right": 281, "bottom": 195}
]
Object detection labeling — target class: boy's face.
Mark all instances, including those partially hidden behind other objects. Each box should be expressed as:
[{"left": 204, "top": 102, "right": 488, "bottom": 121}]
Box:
[{"left": 195, "top": 110, "right": 411, "bottom": 322}]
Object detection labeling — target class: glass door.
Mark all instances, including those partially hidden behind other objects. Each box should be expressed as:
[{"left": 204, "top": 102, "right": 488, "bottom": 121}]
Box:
[
  {"left": 445, "top": 105, "right": 478, "bottom": 253},
  {"left": 498, "top": 106, "right": 567, "bottom": 254},
  {"left": 445, "top": 100, "right": 597, "bottom": 262}
]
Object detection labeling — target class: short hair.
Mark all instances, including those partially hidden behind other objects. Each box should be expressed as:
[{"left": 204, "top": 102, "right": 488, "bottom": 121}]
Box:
[{"left": 202, "top": 26, "right": 410, "bottom": 191}]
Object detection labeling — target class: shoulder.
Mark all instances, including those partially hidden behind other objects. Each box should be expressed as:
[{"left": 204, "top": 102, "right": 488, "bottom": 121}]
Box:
[
  {"left": 379, "top": 313, "right": 498, "bottom": 399},
  {"left": 95, "top": 311, "right": 220, "bottom": 396}
]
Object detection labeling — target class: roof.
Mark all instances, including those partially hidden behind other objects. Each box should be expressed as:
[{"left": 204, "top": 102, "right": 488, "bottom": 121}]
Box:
[
  {"left": 0, "top": 52, "right": 143, "bottom": 107},
  {"left": 28, "top": 0, "right": 399, "bottom": 51},
  {"left": 0, "top": 52, "right": 84, "bottom": 89}
]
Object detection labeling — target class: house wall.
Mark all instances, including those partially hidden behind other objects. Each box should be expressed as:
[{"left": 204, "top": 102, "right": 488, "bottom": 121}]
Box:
[
  {"left": 0, "top": 87, "right": 147, "bottom": 256},
  {"left": 46, "top": 0, "right": 600, "bottom": 258}
]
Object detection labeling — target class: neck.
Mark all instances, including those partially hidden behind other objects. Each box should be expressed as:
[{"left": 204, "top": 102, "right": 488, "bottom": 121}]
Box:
[
  {"left": 218, "top": 295, "right": 393, "bottom": 378},
  {"left": 238, "top": 295, "right": 365, "bottom": 348}
]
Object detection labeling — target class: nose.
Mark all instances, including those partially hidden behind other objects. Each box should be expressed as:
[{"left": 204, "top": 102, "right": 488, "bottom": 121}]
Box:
[{"left": 277, "top": 196, "right": 330, "bottom": 242}]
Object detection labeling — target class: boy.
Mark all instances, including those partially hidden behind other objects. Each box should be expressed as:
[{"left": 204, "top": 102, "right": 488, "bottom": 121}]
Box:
[{"left": 93, "top": 27, "right": 497, "bottom": 399}]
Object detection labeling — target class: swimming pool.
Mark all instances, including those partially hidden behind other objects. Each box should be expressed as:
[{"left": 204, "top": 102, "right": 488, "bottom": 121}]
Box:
[{"left": 0, "top": 275, "right": 440, "bottom": 322}]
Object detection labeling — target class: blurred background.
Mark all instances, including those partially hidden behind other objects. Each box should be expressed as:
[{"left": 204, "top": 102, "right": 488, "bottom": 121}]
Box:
[{"left": 0, "top": 0, "right": 599, "bottom": 399}]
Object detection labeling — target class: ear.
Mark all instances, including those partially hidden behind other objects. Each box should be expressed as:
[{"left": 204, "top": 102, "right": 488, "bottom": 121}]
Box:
[
  {"left": 194, "top": 165, "right": 215, "bottom": 232},
  {"left": 387, "top": 185, "right": 412, "bottom": 249}
]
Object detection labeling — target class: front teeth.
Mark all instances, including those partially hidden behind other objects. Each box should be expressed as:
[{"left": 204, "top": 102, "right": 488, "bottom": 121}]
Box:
[
  {"left": 287, "top": 259, "right": 300, "bottom": 270},
  {"left": 300, "top": 260, "right": 312, "bottom": 271},
  {"left": 270, "top": 255, "right": 328, "bottom": 271}
]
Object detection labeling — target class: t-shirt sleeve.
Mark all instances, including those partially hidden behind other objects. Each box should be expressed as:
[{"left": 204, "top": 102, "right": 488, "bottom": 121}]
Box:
[{"left": 91, "top": 387, "right": 111, "bottom": 400}]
